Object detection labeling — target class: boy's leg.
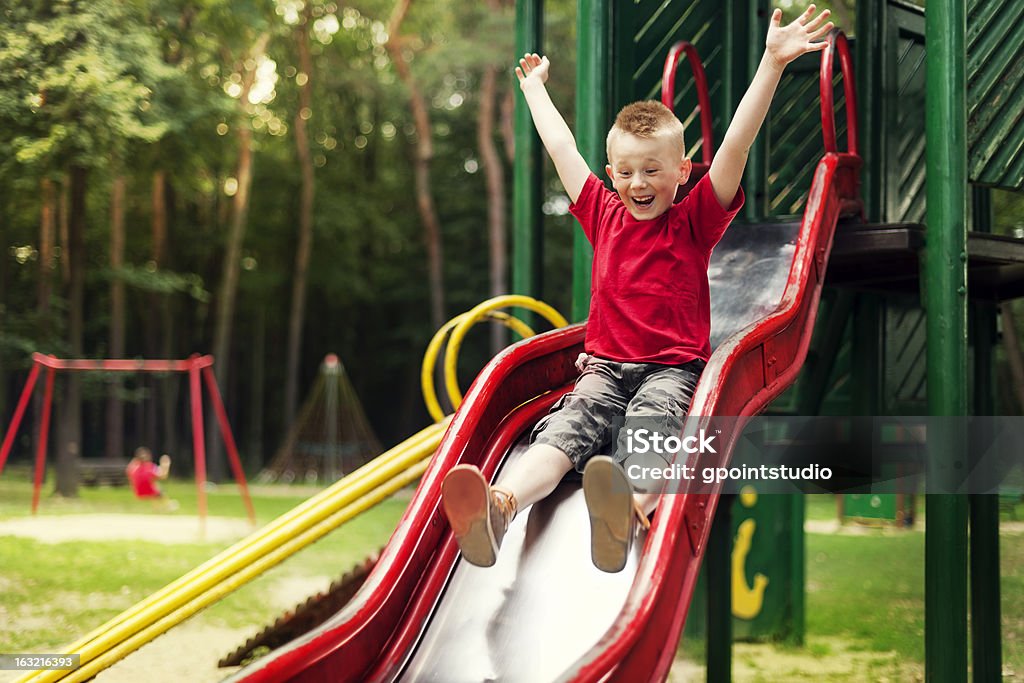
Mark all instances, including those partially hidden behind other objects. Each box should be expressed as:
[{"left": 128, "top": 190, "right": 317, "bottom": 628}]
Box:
[
  {"left": 618, "top": 363, "right": 702, "bottom": 513},
  {"left": 495, "top": 443, "right": 574, "bottom": 509},
  {"left": 584, "top": 362, "right": 701, "bottom": 571},
  {"left": 442, "top": 358, "right": 629, "bottom": 567}
]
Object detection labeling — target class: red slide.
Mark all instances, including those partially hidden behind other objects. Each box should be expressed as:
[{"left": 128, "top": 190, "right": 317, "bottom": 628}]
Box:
[{"left": 229, "top": 32, "right": 861, "bottom": 683}]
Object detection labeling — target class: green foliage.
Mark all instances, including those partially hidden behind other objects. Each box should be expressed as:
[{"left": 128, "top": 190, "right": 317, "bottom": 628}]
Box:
[
  {"left": 106, "top": 264, "right": 210, "bottom": 302},
  {"left": 0, "top": 0, "right": 176, "bottom": 171}
]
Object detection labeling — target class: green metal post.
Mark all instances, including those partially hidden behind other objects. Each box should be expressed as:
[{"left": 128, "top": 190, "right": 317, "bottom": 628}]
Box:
[
  {"left": 706, "top": 495, "right": 732, "bottom": 683},
  {"left": 787, "top": 493, "right": 805, "bottom": 645},
  {"left": 743, "top": 0, "right": 768, "bottom": 219},
  {"left": 572, "top": 0, "right": 609, "bottom": 322},
  {"left": 969, "top": 186, "right": 1002, "bottom": 683},
  {"left": 855, "top": 0, "right": 886, "bottom": 224},
  {"left": 924, "top": 1, "right": 969, "bottom": 681},
  {"left": 513, "top": 0, "right": 544, "bottom": 303}
]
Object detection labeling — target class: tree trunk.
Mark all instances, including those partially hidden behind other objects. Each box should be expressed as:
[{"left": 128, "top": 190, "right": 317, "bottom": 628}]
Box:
[
  {"left": 249, "top": 305, "right": 266, "bottom": 470},
  {"left": 33, "top": 178, "right": 58, "bottom": 463},
  {"left": 1000, "top": 303, "right": 1024, "bottom": 413},
  {"left": 285, "top": 6, "right": 316, "bottom": 430},
  {"left": 500, "top": 88, "right": 515, "bottom": 164},
  {"left": 38, "top": 178, "right": 56, "bottom": 316},
  {"left": 59, "top": 177, "right": 70, "bottom": 284},
  {"left": 386, "top": 0, "right": 445, "bottom": 330},
  {"left": 153, "top": 171, "right": 178, "bottom": 456},
  {"left": 210, "top": 33, "right": 269, "bottom": 480},
  {"left": 56, "top": 165, "right": 86, "bottom": 497},
  {"left": 478, "top": 63, "right": 508, "bottom": 353},
  {"left": 106, "top": 174, "right": 126, "bottom": 460}
]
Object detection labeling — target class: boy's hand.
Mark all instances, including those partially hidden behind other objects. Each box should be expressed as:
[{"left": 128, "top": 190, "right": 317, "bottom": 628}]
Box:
[
  {"left": 515, "top": 53, "right": 550, "bottom": 89},
  {"left": 575, "top": 353, "right": 591, "bottom": 373},
  {"left": 765, "top": 5, "right": 833, "bottom": 69}
]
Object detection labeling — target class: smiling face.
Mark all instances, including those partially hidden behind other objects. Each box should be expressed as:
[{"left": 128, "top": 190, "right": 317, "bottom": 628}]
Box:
[{"left": 605, "top": 132, "right": 691, "bottom": 220}]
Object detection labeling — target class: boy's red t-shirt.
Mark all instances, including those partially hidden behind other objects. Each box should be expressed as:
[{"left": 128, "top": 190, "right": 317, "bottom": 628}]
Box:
[
  {"left": 127, "top": 460, "right": 161, "bottom": 498},
  {"left": 570, "top": 172, "right": 744, "bottom": 364}
]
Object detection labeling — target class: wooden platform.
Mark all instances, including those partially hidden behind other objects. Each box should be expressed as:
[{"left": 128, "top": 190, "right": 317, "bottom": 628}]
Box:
[{"left": 827, "top": 223, "right": 1024, "bottom": 300}]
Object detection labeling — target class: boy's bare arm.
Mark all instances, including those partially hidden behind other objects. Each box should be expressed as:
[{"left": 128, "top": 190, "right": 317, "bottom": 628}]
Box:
[
  {"left": 516, "top": 54, "right": 591, "bottom": 204},
  {"left": 709, "top": 5, "right": 833, "bottom": 208}
]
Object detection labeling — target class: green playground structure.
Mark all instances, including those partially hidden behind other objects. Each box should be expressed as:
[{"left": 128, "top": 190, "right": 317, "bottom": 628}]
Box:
[{"left": 508, "top": 1, "right": 1019, "bottom": 680}]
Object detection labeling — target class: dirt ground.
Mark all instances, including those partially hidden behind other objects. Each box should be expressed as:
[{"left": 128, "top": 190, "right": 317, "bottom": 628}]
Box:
[{"left": 0, "top": 513, "right": 255, "bottom": 545}]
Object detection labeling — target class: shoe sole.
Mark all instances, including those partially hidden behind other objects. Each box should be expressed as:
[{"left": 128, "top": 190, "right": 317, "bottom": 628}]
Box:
[
  {"left": 583, "top": 457, "right": 634, "bottom": 573},
  {"left": 441, "top": 465, "right": 498, "bottom": 567}
]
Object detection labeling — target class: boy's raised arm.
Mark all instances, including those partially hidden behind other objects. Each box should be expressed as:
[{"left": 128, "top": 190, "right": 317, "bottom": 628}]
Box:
[
  {"left": 516, "top": 54, "right": 592, "bottom": 204},
  {"left": 709, "top": 5, "right": 833, "bottom": 209}
]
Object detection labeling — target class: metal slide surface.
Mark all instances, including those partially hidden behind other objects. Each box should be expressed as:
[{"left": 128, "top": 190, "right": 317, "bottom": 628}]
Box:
[{"left": 232, "top": 33, "right": 861, "bottom": 683}]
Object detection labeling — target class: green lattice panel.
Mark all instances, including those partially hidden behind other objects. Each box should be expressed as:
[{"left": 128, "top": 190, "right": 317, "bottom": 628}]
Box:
[
  {"left": 967, "top": 0, "right": 1024, "bottom": 192},
  {"left": 889, "top": 5, "right": 927, "bottom": 224},
  {"left": 885, "top": 297, "right": 928, "bottom": 411},
  {"left": 613, "top": 0, "right": 733, "bottom": 164},
  {"left": 883, "top": 4, "right": 928, "bottom": 410},
  {"left": 765, "top": 52, "right": 849, "bottom": 218}
]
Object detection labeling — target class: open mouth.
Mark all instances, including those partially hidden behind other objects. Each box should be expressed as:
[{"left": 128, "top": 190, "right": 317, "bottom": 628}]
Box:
[{"left": 632, "top": 195, "right": 655, "bottom": 209}]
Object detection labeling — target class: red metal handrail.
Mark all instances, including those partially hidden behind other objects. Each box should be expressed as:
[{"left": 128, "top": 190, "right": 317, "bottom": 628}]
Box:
[
  {"left": 661, "top": 41, "right": 714, "bottom": 164},
  {"left": 821, "top": 30, "right": 858, "bottom": 156}
]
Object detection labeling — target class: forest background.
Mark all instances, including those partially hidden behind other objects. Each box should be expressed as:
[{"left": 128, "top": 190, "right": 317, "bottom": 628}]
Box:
[{"left": 1, "top": 0, "right": 1022, "bottom": 497}]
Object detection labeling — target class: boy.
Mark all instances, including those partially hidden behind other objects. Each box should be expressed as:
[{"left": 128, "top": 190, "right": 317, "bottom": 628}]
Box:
[
  {"left": 442, "top": 6, "right": 833, "bottom": 572},
  {"left": 126, "top": 447, "right": 177, "bottom": 510}
]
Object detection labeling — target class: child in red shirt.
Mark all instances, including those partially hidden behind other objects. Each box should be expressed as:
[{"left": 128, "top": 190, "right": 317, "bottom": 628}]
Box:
[
  {"left": 442, "top": 6, "right": 833, "bottom": 572},
  {"left": 126, "top": 447, "right": 173, "bottom": 504}
]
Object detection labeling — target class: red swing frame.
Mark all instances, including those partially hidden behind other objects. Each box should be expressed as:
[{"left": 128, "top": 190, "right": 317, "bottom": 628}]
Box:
[{"left": 0, "top": 353, "right": 256, "bottom": 527}]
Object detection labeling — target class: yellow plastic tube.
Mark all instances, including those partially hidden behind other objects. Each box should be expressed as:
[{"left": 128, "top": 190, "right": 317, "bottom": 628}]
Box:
[
  {"left": 443, "top": 295, "right": 569, "bottom": 409},
  {"left": 421, "top": 310, "right": 536, "bottom": 423}
]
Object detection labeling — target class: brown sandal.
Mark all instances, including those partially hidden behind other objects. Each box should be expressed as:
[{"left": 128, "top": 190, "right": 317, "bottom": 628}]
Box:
[
  {"left": 583, "top": 456, "right": 648, "bottom": 573},
  {"left": 441, "top": 465, "right": 517, "bottom": 567}
]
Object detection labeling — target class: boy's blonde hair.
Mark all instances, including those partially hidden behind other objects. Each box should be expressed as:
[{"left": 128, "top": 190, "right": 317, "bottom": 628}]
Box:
[{"left": 606, "top": 101, "right": 686, "bottom": 160}]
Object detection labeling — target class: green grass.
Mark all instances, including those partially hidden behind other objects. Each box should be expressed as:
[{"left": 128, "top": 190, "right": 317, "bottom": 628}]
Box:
[
  {"left": 806, "top": 511, "right": 1024, "bottom": 678},
  {"left": 805, "top": 493, "right": 841, "bottom": 522},
  {"left": 0, "top": 469, "right": 330, "bottom": 523},
  {"left": 806, "top": 529, "right": 926, "bottom": 658},
  {"left": 0, "top": 472, "right": 407, "bottom": 653},
  {"left": 678, "top": 495, "right": 1023, "bottom": 681}
]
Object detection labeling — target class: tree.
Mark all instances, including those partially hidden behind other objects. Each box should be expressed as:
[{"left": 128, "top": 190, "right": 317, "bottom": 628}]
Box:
[
  {"left": 474, "top": 0, "right": 513, "bottom": 352},
  {"left": 106, "top": 170, "right": 126, "bottom": 460},
  {"left": 210, "top": 29, "right": 272, "bottom": 478},
  {"left": 385, "top": 0, "right": 446, "bottom": 330},
  {"left": 201, "top": 0, "right": 276, "bottom": 480},
  {"left": 284, "top": 0, "right": 317, "bottom": 430},
  {"left": 0, "top": 0, "right": 172, "bottom": 494}
]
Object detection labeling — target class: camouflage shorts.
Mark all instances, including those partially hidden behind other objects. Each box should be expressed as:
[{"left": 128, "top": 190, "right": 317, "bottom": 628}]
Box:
[{"left": 530, "top": 355, "right": 704, "bottom": 472}]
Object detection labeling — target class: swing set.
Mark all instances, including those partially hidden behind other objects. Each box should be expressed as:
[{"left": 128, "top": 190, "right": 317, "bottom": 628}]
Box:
[{"left": 0, "top": 353, "right": 256, "bottom": 527}]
